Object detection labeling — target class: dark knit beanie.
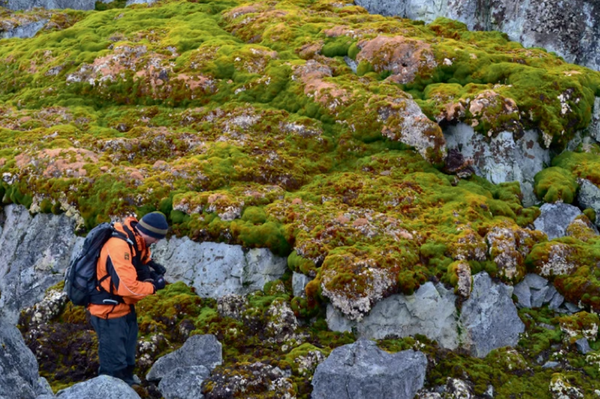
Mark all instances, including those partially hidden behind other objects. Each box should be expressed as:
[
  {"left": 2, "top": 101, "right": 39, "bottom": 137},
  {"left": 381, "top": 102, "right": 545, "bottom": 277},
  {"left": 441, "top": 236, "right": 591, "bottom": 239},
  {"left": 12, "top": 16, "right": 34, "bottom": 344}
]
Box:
[{"left": 137, "top": 212, "right": 168, "bottom": 239}]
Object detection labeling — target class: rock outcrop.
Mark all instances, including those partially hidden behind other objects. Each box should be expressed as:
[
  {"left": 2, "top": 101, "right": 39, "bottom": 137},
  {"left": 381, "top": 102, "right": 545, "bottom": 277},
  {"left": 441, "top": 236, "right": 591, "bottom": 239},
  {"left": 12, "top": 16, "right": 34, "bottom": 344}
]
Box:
[
  {"left": 444, "top": 124, "right": 549, "bottom": 206},
  {"left": 1, "top": 19, "right": 47, "bottom": 39},
  {"left": 327, "top": 272, "right": 524, "bottom": 357},
  {"left": 152, "top": 237, "right": 288, "bottom": 298},
  {"left": 311, "top": 339, "right": 427, "bottom": 399},
  {"left": 327, "top": 282, "right": 460, "bottom": 349},
  {"left": 0, "top": 205, "right": 76, "bottom": 324},
  {"left": 2, "top": 0, "right": 95, "bottom": 10},
  {"left": 355, "top": 0, "right": 600, "bottom": 71},
  {"left": 0, "top": 316, "right": 52, "bottom": 399}
]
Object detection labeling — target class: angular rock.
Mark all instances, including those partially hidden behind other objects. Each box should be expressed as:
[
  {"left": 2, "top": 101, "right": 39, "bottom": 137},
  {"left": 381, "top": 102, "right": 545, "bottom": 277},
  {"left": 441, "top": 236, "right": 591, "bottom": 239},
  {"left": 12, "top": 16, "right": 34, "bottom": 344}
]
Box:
[
  {"left": 531, "top": 286, "right": 550, "bottom": 308},
  {"left": 575, "top": 338, "right": 592, "bottom": 354},
  {"left": 0, "top": 205, "right": 77, "bottom": 324},
  {"left": 0, "top": 317, "right": 47, "bottom": 399},
  {"left": 524, "top": 273, "right": 549, "bottom": 290},
  {"left": 513, "top": 282, "right": 531, "bottom": 308},
  {"left": 355, "top": 0, "right": 600, "bottom": 72},
  {"left": 444, "top": 125, "right": 549, "bottom": 207},
  {"left": 326, "top": 282, "right": 459, "bottom": 349},
  {"left": 4, "top": 0, "right": 95, "bottom": 10},
  {"left": 146, "top": 334, "right": 222, "bottom": 382},
  {"left": 460, "top": 272, "right": 525, "bottom": 358},
  {"left": 292, "top": 272, "right": 311, "bottom": 298},
  {"left": 578, "top": 179, "right": 600, "bottom": 226},
  {"left": 158, "top": 365, "right": 210, "bottom": 399},
  {"left": 533, "top": 203, "right": 582, "bottom": 240},
  {"left": 56, "top": 375, "right": 140, "bottom": 399},
  {"left": 312, "top": 339, "right": 427, "bottom": 399},
  {"left": 1, "top": 19, "right": 47, "bottom": 39},
  {"left": 153, "top": 238, "right": 287, "bottom": 298},
  {"left": 547, "top": 288, "right": 565, "bottom": 311}
]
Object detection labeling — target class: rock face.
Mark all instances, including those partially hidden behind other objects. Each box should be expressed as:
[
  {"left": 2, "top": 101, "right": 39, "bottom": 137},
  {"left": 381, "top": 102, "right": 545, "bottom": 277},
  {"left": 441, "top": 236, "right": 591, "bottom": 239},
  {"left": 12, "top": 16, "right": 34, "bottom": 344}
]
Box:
[
  {"left": 327, "top": 282, "right": 460, "bottom": 349},
  {"left": 444, "top": 124, "right": 549, "bottom": 206},
  {"left": 0, "top": 316, "right": 51, "bottom": 399},
  {"left": 355, "top": 0, "right": 600, "bottom": 71},
  {"left": 460, "top": 272, "right": 524, "bottom": 358},
  {"left": 1, "top": 19, "right": 47, "bottom": 39},
  {"left": 311, "top": 339, "right": 427, "bottom": 399},
  {"left": 146, "top": 334, "right": 222, "bottom": 382},
  {"left": 152, "top": 237, "right": 288, "bottom": 298},
  {"left": 0, "top": 205, "right": 77, "bottom": 324},
  {"left": 533, "top": 203, "right": 582, "bottom": 240},
  {"left": 2, "top": 0, "right": 95, "bottom": 10},
  {"left": 578, "top": 179, "right": 600, "bottom": 226},
  {"left": 55, "top": 375, "right": 141, "bottom": 399},
  {"left": 328, "top": 273, "right": 523, "bottom": 357}
]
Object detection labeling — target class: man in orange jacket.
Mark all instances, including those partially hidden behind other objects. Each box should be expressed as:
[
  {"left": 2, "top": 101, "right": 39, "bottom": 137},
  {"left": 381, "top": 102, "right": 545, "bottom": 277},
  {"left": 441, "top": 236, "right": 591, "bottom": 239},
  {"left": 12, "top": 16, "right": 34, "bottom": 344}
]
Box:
[{"left": 88, "top": 211, "right": 169, "bottom": 386}]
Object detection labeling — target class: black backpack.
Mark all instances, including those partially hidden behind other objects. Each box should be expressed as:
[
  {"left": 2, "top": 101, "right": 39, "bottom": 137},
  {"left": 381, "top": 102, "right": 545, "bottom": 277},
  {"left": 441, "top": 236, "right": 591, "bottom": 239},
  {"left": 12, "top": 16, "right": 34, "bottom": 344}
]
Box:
[{"left": 65, "top": 223, "right": 133, "bottom": 306}]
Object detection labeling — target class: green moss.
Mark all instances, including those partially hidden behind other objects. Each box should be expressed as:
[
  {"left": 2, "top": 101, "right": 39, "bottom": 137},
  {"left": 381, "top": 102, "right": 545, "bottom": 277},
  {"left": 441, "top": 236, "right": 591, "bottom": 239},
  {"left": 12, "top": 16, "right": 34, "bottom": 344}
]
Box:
[{"left": 534, "top": 166, "right": 578, "bottom": 204}]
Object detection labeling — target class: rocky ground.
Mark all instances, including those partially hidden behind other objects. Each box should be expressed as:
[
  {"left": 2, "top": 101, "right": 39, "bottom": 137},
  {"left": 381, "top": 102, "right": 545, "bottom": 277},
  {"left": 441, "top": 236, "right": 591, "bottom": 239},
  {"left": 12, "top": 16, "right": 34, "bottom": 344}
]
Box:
[{"left": 1, "top": 0, "right": 600, "bottom": 397}]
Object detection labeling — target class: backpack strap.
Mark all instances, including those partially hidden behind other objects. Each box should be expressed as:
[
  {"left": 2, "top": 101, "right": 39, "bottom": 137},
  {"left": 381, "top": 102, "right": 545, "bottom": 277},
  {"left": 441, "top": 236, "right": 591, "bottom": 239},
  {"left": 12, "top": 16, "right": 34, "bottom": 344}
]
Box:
[
  {"left": 121, "top": 224, "right": 144, "bottom": 269},
  {"left": 89, "top": 227, "right": 137, "bottom": 306}
]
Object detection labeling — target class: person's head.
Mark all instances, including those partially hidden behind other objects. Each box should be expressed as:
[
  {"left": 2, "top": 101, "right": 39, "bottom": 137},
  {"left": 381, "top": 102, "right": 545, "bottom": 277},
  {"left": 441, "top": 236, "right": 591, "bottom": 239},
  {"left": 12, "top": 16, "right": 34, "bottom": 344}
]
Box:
[{"left": 136, "top": 212, "right": 168, "bottom": 246}]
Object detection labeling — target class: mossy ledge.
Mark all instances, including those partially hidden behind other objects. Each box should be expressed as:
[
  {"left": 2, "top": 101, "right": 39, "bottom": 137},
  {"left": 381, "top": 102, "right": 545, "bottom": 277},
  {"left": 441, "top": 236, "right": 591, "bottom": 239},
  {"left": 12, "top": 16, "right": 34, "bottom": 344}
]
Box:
[{"left": 3, "top": 0, "right": 600, "bottom": 396}]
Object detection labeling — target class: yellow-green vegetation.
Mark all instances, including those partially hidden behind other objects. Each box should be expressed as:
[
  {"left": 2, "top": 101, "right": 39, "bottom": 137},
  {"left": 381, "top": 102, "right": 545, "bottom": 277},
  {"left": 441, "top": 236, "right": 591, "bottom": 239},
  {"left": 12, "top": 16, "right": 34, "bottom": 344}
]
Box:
[{"left": 5, "top": 0, "right": 600, "bottom": 396}]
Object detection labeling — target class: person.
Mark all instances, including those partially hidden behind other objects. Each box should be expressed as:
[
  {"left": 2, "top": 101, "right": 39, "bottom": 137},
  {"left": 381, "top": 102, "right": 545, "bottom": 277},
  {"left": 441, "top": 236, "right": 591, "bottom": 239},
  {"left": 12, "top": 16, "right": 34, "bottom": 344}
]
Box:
[{"left": 87, "top": 211, "right": 169, "bottom": 386}]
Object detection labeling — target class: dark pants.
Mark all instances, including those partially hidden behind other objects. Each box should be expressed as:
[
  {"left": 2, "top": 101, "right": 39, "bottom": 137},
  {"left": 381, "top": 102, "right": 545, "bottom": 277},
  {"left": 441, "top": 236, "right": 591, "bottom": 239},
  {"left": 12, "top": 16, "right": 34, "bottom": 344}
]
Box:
[{"left": 89, "top": 310, "right": 138, "bottom": 386}]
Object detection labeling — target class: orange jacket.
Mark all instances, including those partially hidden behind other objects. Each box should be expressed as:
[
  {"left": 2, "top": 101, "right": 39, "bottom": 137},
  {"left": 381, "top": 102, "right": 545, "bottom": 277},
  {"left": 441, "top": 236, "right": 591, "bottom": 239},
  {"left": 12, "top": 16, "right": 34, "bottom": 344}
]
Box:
[{"left": 88, "top": 217, "right": 155, "bottom": 319}]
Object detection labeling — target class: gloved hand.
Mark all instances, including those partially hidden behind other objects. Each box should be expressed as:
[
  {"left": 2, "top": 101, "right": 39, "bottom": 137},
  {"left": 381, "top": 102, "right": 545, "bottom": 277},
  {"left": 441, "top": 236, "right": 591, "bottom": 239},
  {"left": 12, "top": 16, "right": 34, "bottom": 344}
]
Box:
[
  {"left": 152, "top": 276, "right": 166, "bottom": 292},
  {"left": 148, "top": 260, "right": 167, "bottom": 276},
  {"left": 137, "top": 264, "right": 153, "bottom": 282}
]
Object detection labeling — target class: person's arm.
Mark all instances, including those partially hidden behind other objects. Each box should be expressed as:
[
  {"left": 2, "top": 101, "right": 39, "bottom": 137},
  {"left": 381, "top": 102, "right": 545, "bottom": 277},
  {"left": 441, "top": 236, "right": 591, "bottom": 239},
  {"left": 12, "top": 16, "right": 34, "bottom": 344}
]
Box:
[{"left": 105, "top": 238, "right": 156, "bottom": 298}]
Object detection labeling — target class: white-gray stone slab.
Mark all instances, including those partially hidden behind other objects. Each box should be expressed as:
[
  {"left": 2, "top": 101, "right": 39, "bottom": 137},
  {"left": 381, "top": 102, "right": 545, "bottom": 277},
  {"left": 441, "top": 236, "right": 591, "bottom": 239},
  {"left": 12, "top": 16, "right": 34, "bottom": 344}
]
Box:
[
  {"left": 444, "top": 124, "right": 549, "bottom": 206},
  {"left": 533, "top": 203, "right": 582, "bottom": 240}
]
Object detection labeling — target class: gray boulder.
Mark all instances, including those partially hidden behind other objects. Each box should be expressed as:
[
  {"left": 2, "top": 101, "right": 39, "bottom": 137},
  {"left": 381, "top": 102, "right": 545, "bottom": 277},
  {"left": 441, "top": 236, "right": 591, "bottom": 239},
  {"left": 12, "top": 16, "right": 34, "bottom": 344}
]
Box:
[
  {"left": 0, "top": 317, "right": 50, "bottom": 399},
  {"left": 444, "top": 124, "right": 549, "bottom": 206},
  {"left": 55, "top": 375, "right": 140, "bottom": 399},
  {"left": 152, "top": 237, "right": 287, "bottom": 298},
  {"left": 158, "top": 365, "right": 210, "bottom": 399},
  {"left": 355, "top": 0, "right": 600, "bottom": 72},
  {"left": 0, "top": 205, "right": 77, "bottom": 324},
  {"left": 311, "top": 339, "right": 427, "bottom": 399},
  {"left": 533, "top": 203, "right": 582, "bottom": 240},
  {"left": 578, "top": 179, "right": 600, "bottom": 227},
  {"left": 3, "top": 0, "right": 95, "bottom": 10},
  {"left": 327, "top": 282, "right": 459, "bottom": 349},
  {"left": 460, "top": 272, "right": 524, "bottom": 357},
  {"left": 1, "top": 19, "right": 47, "bottom": 39},
  {"left": 146, "top": 334, "right": 222, "bottom": 382}
]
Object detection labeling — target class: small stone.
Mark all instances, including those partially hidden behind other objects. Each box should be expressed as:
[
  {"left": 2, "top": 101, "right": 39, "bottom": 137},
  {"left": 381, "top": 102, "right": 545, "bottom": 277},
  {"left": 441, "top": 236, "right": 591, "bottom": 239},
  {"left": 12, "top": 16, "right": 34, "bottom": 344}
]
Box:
[
  {"left": 576, "top": 338, "right": 592, "bottom": 354},
  {"left": 542, "top": 361, "right": 560, "bottom": 368}
]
